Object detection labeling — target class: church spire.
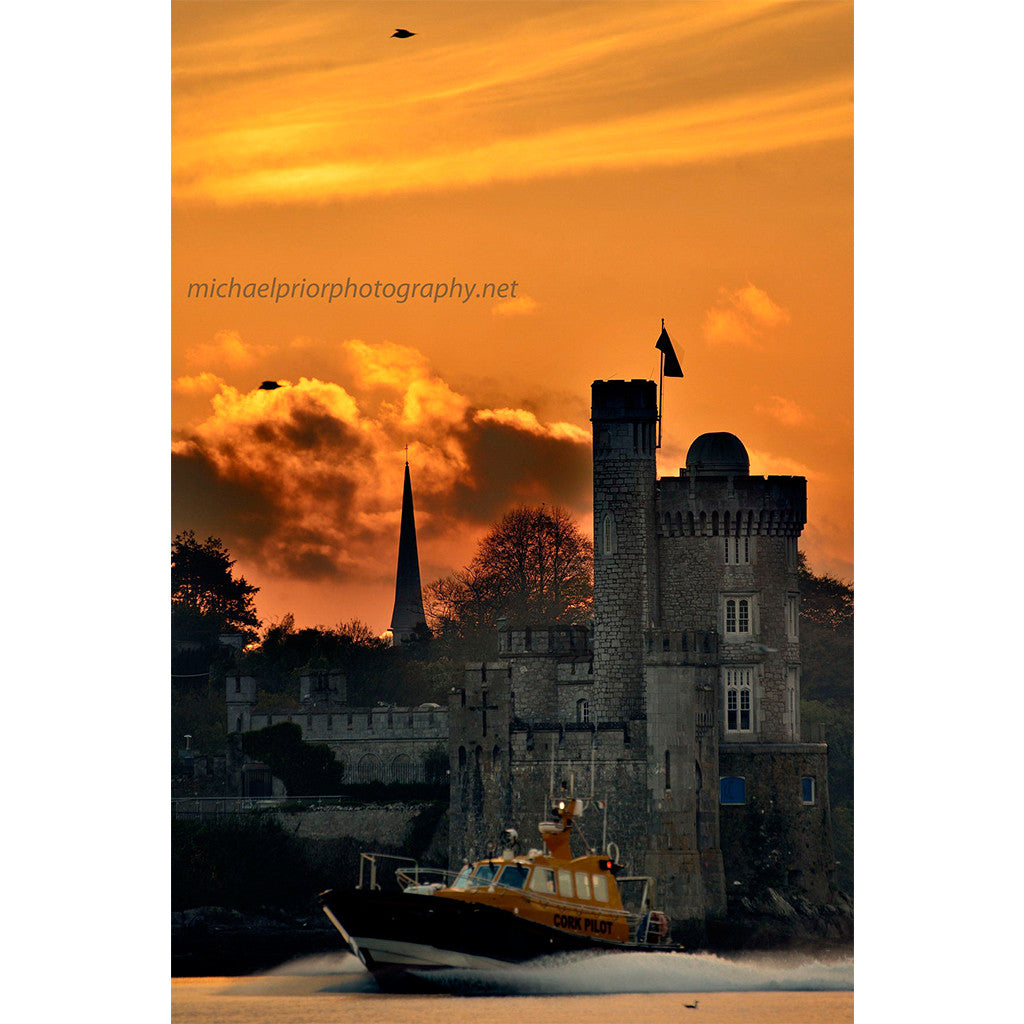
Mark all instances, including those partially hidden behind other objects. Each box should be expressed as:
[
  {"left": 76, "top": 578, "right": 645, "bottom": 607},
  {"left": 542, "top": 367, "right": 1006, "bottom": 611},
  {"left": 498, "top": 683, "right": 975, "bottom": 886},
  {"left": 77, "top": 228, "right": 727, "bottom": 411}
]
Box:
[{"left": 389, "top": 456, "right": 427, "bottom": 645}]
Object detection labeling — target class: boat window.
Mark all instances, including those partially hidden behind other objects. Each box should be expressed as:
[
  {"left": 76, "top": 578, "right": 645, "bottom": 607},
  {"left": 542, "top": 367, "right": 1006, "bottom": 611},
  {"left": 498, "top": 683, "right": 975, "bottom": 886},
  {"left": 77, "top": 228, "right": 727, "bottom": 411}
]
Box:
[
  {"left": 529, "top": 867, "right": 556, "bottom": 894},
  {"left": 591, "top": 874, "right": 609, "bottom": 902},
  {"left": 575, "top": 872, "right": 591, "bottom": 899},
  {"left": 497, "top": 864, "right": 529, "bottom": 890},
  {"left": 472, "top": 863, "right": 499, "bottom": 885},
  {"left": 557, "top": 869, "right": 574, "bottom": 898},
  {"left": 450, "top": 866, "right": 473, "bottom": 891}
]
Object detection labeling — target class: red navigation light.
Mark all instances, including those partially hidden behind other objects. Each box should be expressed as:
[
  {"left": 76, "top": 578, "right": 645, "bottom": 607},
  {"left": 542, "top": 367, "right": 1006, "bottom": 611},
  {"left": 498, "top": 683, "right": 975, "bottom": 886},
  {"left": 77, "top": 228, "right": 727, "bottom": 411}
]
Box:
[{"left": 598, "top": 858, "right": 613, "bottom": 871}]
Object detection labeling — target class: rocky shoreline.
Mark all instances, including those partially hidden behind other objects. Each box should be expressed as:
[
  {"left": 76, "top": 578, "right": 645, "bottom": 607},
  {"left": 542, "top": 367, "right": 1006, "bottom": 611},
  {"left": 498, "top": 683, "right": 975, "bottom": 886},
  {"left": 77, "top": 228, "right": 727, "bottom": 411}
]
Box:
[{"left": 172, "top": 890, "right": 853, "bottom": 977}]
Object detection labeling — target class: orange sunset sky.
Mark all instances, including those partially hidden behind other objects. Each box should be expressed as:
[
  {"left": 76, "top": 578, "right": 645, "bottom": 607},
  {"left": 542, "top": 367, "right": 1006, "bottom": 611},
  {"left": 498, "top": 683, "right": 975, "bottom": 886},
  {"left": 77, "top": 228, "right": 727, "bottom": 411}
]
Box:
[{"left": 171, "top": 0, "right": 853, "bottom": 633}]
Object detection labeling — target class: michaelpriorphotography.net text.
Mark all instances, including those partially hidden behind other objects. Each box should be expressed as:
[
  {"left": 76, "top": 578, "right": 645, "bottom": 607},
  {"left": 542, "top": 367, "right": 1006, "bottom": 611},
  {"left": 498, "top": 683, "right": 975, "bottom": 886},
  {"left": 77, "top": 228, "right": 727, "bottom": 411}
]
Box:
[{"left": 186, "top": 276, "right": 520, "bottom": 304}]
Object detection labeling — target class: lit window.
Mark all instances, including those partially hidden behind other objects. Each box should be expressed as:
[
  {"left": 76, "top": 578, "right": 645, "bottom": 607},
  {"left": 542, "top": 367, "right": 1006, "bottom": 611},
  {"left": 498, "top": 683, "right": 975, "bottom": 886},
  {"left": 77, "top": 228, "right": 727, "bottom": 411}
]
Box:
[
  {"left": 720, "top": 776, "right": 746, "bottom": 804},
  {"left": 592, "top": 874, "right": 609, "bottom": 902},
  {"left": 529, "top": 867, "right": 556, "bottom": 894},
  {"left": 557, "top": 869, "right": 574, "bottom": 897},
  {"left": 724, "top": 537, "right": 750, "bottom": 564},
  {"left": 575, "top": 872, "right": 592, "bottom": 899},
  {"left": 801, "top": 777, "right": 816, "bottom": 804},
  {"left": 723, "top": 667, "right": 754, "bottom": 733},
  {"left": 577, "top": 698, "right": 590, "bottom": 725}
]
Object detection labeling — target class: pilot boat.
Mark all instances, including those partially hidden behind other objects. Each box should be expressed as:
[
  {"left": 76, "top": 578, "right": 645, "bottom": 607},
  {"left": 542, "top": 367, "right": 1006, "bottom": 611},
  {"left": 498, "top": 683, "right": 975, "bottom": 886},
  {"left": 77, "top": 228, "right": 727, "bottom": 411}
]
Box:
[{"left": 318, "top": 797, "right": 678, "bottom": 980}]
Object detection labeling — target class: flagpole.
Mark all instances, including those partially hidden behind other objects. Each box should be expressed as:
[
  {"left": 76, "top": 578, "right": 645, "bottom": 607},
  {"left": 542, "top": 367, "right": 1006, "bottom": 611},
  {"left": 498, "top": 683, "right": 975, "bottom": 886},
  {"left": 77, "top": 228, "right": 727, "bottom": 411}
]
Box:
[{"left": 657, "top": 319, "right": 665, "bottom": 449}]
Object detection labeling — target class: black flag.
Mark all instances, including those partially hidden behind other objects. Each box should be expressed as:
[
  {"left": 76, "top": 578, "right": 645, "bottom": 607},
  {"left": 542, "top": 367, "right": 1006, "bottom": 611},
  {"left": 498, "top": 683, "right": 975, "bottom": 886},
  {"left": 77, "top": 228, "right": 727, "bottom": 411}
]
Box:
[{"left": 656, "top": 326, "right": 684, "bottom": 377}]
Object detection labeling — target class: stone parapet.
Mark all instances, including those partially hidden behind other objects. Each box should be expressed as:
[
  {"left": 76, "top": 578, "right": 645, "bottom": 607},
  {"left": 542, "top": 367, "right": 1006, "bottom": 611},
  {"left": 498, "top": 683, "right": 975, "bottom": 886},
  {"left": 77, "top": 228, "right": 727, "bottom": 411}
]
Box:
[
  {"left": 644, "top": 628, "right": 719, "bottom": 663},
  {"left": 658, "top": 474, "right": 807, "bottom": 538}
]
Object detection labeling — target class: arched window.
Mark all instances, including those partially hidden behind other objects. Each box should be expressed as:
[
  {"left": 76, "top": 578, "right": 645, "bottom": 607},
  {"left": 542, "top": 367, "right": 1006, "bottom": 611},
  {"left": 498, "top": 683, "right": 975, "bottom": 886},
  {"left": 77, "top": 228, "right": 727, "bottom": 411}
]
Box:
[
  {"left": 458, "top": 745, "right": 467, "bottom": 768},
  {"left": 664, "top": 750, "right": 671, "bottom": 790},
  {"left": 356, "top": 753, "right": 380, "bottom": 783},
  {"left": 576, "top": 698, "right": 590, "bottom": 725},
  {"left": 391, "top": 753, "right": 414, "bottom": 784}
]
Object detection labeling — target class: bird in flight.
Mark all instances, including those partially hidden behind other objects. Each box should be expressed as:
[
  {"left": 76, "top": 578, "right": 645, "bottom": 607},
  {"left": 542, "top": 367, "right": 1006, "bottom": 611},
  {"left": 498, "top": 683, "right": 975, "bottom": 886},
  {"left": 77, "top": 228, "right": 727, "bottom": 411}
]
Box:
[{"left": 391, "top": 29, "right": 415, "bottom": 38}]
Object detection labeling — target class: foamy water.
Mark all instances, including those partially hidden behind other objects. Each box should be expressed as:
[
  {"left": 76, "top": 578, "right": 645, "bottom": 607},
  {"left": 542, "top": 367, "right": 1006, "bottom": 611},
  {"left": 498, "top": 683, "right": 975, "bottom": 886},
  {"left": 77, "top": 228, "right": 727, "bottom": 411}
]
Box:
[
  {"left": 254, "top": 949, "right": 853, "bottom": 995},
  {"left": 172, "top": 951, "right": 854, "bottom": 1024}
]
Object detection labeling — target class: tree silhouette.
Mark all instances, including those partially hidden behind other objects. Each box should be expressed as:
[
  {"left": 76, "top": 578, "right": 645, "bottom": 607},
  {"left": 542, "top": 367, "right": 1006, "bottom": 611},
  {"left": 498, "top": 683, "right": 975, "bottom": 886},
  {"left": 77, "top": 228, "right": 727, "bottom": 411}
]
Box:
[
  {"left": 172, "top": 530, "right": 261, "bottom": 640},
  {"left": 425, "top": 505, "right": 592, "bottom": 656}
]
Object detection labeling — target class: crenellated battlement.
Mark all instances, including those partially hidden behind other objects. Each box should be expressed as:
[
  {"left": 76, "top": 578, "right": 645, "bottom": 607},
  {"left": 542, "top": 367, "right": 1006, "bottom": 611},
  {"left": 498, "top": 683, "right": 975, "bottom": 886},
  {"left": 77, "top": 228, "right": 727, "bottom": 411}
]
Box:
[
  {"left": 657, "top": 474, "right": 806, "bottom": 537},
  {"left": 644, "top": 628, "right": 719, "bottom": 664},
  {"left": 497, "top": 625, "right": 592, "bottom": 657}
]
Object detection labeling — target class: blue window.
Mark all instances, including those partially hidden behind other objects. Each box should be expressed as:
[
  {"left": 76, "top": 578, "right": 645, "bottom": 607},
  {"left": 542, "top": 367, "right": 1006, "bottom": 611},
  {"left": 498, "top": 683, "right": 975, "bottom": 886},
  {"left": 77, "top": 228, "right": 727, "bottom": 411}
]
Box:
[
  {"left": 720, "top": 776, "right": 746, "bottom": 805},
  {"left": 801, "top": 777, "right": 816, "bottom": 804}
]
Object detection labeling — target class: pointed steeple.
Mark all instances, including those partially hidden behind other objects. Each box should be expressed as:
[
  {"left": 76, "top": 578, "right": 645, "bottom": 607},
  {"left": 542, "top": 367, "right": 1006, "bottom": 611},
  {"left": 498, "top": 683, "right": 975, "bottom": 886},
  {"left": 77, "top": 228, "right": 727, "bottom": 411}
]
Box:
[{"left": 389, "top": 457, "right": 427, "bottom": 645}]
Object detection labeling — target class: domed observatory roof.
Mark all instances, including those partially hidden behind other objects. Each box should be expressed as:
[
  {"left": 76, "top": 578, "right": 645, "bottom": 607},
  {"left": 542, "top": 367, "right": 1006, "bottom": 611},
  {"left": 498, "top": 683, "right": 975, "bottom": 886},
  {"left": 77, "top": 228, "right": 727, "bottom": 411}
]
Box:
[{"left": 685, "top": 432, "right": 750, "bottom": 476}]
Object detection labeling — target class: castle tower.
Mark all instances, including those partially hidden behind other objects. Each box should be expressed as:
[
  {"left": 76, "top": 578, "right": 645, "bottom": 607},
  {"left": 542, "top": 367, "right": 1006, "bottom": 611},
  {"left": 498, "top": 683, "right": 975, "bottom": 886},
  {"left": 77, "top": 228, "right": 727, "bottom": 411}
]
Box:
[
  {"left": 389, "top": 459, "right": 427, "bottom": 645},
  {"left": 590, "top": 380, "right": 659, "bottom": 721}
]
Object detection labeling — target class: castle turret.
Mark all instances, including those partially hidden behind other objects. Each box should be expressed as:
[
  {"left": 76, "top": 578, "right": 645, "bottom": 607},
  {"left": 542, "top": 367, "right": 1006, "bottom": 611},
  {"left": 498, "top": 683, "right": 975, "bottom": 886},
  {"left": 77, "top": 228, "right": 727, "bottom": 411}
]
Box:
[
  {"left": 389, "top": 459, "right": 427, "bottom": 645},
  {"left": 225, "top": 672, "right": 257, "bottom": 734},
  {"left": 299, "top": 669, "right": 347, "bottom": 709},
  {"left": 591, "top": 380, "right": 658, "bottom": 721}
]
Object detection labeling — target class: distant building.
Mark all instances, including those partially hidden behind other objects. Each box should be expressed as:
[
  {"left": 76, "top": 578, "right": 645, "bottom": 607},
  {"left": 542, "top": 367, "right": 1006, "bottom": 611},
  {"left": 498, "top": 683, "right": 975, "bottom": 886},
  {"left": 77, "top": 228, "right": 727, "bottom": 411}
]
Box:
[
  {"left": 226, "top": 669, "right": 448, "bottom": 786},
  {"left": 225, "top": 459, "right": 443, "bottom": 786}
]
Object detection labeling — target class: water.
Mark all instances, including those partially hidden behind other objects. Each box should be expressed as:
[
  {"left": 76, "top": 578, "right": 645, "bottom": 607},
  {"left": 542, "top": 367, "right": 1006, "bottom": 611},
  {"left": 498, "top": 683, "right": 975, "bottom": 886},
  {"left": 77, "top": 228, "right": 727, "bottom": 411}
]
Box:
[{"left": 172, "top": 950, "right": 853, "bottom": 1023}]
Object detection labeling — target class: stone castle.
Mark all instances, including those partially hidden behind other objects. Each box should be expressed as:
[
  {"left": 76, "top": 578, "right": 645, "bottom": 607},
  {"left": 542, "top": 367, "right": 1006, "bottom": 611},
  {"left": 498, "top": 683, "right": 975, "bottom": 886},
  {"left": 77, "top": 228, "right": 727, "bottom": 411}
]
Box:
[
  {"left": 225, "top": 372, "right": 837, "bottom": 934},
  {"left": 448, "top": 379, "right": 836, "bottom": 936}
]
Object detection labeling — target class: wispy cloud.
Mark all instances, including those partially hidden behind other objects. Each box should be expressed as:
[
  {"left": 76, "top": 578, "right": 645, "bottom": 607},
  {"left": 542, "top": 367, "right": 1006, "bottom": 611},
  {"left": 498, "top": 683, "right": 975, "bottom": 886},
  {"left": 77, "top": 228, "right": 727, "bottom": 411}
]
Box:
[
  {"left": 747, "top": 447, "right": 819, "bottom": 480},
  {"left": 186, "top": 328, "right": 272, "bottom": 368},
  {"left": 703, "top": 283, "right": 790, "bottom": 348},
  {"left": 172, "top": 2, "right": 852, "bottom": 204},
  {"left": 755, "top": 395, "right": 813, "bottom": 428},
  {"left": 492, "top": 295, "right": 538, "bottom": 317}
]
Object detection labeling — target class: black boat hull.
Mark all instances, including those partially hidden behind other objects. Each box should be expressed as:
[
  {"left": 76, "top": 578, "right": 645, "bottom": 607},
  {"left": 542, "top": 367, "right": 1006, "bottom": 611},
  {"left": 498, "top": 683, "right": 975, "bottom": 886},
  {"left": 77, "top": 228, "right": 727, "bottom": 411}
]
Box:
[{"left": 319, "top": 889, "right": 674, "bottom": 974}]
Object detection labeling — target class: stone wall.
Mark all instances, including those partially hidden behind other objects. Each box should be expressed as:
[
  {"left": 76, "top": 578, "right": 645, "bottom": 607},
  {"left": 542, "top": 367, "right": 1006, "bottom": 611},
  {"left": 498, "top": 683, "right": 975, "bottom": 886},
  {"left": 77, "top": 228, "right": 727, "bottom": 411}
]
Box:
[{"left": 718, "top": 743, "right": 835, "bottom": 903}]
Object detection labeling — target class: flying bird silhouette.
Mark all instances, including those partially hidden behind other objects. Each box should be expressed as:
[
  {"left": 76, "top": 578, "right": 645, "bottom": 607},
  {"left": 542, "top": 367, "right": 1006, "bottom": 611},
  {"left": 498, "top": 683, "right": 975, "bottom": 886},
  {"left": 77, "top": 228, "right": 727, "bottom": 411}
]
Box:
[
  {"left": 258, "top": 381, "right": 281, "bottom": 390},
  {"left": 391, "top": 29, "right": 415, "bottom": 38}
]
